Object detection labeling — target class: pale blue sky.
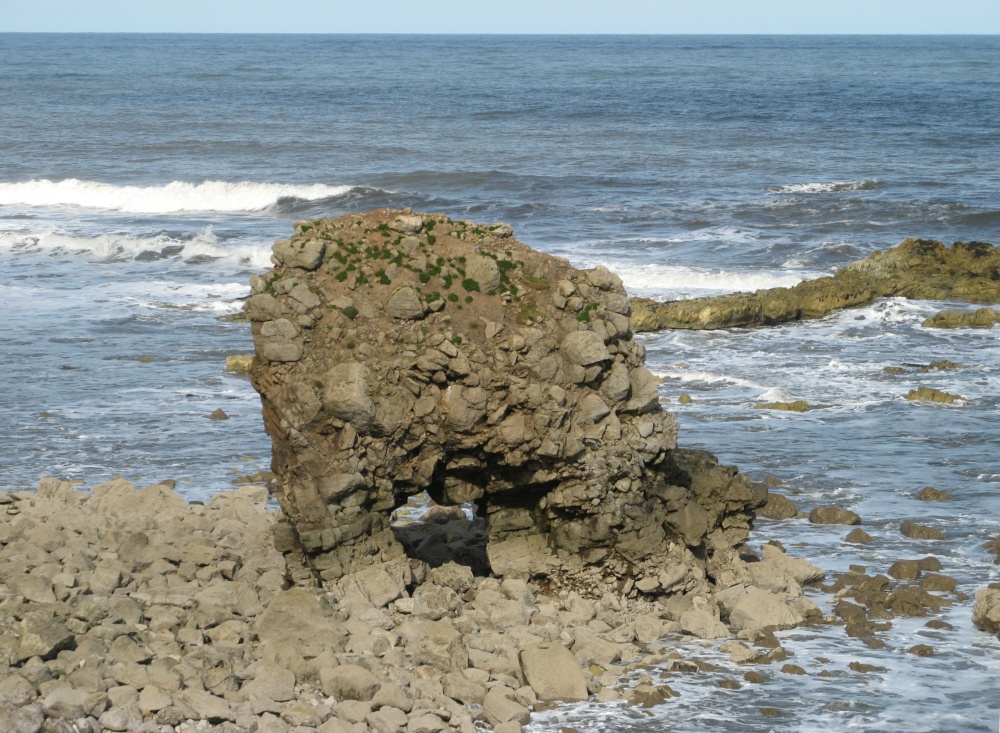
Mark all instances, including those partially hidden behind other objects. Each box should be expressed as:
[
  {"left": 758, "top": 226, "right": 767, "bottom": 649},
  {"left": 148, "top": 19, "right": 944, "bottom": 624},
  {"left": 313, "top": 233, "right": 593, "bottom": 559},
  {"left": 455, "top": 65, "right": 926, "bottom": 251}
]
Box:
[{"left": 3, "top": 0, "right": 999, "bottom": 34}]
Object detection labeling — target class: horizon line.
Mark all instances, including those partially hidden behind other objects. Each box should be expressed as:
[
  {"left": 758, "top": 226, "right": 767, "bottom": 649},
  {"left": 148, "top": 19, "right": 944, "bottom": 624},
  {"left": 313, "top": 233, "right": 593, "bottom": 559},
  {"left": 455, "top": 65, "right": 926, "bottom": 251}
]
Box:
[{"left": 2, "top": 31, "right": 999, "bottom": 37}]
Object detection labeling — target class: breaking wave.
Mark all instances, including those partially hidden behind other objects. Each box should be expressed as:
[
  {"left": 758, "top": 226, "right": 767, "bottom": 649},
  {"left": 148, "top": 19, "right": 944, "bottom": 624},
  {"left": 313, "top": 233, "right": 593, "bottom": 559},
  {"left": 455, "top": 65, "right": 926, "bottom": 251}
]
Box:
[
  {"left": 0, "top": 179, "right": 354, "bottom": 214},
  {"left": 0, "top": 229, "right": 272, "bottom": 269},
  {"left": 768, "top": 180, "right": 880, "bottom": 194}
]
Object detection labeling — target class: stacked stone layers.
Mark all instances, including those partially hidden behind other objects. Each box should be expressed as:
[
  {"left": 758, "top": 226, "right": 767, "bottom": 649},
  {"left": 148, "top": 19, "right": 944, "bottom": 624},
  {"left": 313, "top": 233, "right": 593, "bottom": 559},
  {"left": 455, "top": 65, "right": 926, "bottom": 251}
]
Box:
[{"left": 247, "top": 210, "right": 764, "bottom": 590}]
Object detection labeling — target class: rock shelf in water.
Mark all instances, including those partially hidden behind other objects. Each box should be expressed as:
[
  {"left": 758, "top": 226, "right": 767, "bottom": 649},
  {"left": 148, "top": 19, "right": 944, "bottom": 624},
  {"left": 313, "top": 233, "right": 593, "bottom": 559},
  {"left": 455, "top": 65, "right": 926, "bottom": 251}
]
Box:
[
  {"left": 245, "top": 209, "right": 766, "bottom": 598},
  {"left": 630, "top": 238, "right": 1000, "bottom": 331}
]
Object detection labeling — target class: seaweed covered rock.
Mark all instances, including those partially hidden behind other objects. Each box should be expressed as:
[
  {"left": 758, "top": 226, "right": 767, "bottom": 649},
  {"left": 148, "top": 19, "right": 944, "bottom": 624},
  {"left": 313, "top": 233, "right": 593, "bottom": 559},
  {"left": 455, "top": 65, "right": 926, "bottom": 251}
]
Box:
[
  {"left": 247, "top": 209, "right": 765, "bottom": 591},
  {"left": 632, "top": 238, "right": 1000, "bottom": 331}
]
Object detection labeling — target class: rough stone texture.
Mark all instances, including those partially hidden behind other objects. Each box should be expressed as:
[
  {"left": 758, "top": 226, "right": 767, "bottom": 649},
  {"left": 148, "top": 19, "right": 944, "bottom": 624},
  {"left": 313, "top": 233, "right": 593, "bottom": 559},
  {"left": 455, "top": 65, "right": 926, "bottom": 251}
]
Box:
[
  {"left": 900, "top": 521, "right": 945, "bottom": 540},
  {"left": 922, "top": 307, "right": 1000, "bottom": 329},
  {"left": 718, "top": 586, "right": 805, "bottom": 633},
  {"left": 758, "top": 493, "right": 798, "bottom": 520},
  {"left": 972, "top": 588, "right": 1000, "bottom": 637},
  {"left": 844, "top": 528, "right": 874, "bottom": 544},
  {"left": 247, "top": 210, "right": 765, "bottom": 592},
  {"left": 917, "top": 486, "right": 952, "bottom": 502},
  {"left": 320, "top": 665, "right": 380, "bottom": 702},
  {"left": 518, "top": 644, "right": 588, "bottom": 702},
  {"left": 631, "top": 238, "right": 1000, "bottom": 331},
  {"left": 808, "top": 507, "right": 861, "bottom": 526},
  {"left": 905, "top": 387, "right": 966, "bottom": 405}
]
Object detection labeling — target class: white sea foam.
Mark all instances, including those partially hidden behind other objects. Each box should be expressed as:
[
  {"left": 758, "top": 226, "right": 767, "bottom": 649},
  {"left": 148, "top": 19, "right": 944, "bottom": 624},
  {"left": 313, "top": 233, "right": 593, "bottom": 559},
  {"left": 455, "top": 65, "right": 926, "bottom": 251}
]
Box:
[
  {"left": 769, "top": 179, "right": 879, "bottom": 194},
  {"left": 0, "top": 179, "right": 352, "bottom": 213},
  {"left": 0, "top": 229, "right": 273, "bottom": 269},
  {"left": 597, "top": 262, "right": 816, "bottom": 297}
]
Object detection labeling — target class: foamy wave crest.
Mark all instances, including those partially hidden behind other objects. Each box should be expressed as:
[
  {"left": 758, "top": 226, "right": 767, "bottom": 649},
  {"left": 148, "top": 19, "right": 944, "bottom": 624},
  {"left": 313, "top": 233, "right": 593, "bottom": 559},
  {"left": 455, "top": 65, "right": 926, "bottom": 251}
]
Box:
[
  {"left": 768, "top": 179, "right": 879, "bottom": 194},
  {"left": 600, "top": 263, "right": 816, "bottom": 297},
  {"left": 0, "top": 229, "right": 273, "bottom": 269},
  {"left": 0, "top": 179, "right": 353, "bottom": 213}
]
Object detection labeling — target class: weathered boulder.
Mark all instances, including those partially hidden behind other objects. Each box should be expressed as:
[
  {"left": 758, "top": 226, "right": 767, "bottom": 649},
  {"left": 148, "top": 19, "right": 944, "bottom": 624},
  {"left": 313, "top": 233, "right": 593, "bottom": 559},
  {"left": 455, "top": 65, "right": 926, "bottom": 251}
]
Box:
[
  {"left": 248, "top": 210, "right": 765, "bottom": 592},
  {"left": 758, "top": 493, "right": 798, "bottom": 520},
  {"left": 917, "top": 486, "right": 952, "bottom": 501},
  {"left": 320, "top": 665, "right": 380, "bottom": 702},
  {"left": 972, "top": 588, "right": 1000, "bottom": 637},
  {"left": 519, "top": 644, "right": 588, "bottom": 702},
  {"left": 922, "top": 307, "right": 1000, "bottom": 329},
  {"left": 809, "top": 507, "right": 861, "bottom": 526},
  {"left": 631, "top": 238, "right": 1000, "bottom": 331},
  {"left": 900, "top": 521, "right": 945, "bottom": 540},
  {"left": 905, "top": 387, "right": 966, "bottom": 405},
  {"left": 717, "top": 586, "right": 805, "bottom": 633}
]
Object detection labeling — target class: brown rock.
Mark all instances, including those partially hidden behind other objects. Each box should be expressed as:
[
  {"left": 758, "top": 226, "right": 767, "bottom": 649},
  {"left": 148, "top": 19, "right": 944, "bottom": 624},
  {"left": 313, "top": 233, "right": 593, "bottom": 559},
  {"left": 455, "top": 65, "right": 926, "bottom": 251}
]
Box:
[
  {"left": 780, "top": 664, "right": 806, "bottom": 675},
  {"left": 849, "top": 661, "right": 886, "bottom": 673},
  {"left": 922, "top": 574, "right": 957, "bottom": 593},
  {"left": 631, "top": 239, "right": 1000, "bottom": 332},
  {"left": 755, "top": 401, "right": 808, "bottom": 412},
  {"left": 758, "top": 492, "right": 798, "bottom": 520},
  {"left": 247, "top": 209, "right": 764, "bottom": 593},
  {"left": 900, "top": 521, "right": 945, "bottom": 540},
  {"left": 809, "top": 507, "right": 861, "bottom": 525},
  {"left": 887, "top": 560, "right": 921, "bottom": 581},
  {"left": 519, "top": 644, "right": 588, "bottom": 702},
  {"left": 905, "top": 387, "right": 966, "bottom": 405},
  {"left": 922, "top": 307, "right": 1000, "bottom": 329},
  {"left": 917, "top": 486, "right": 952, "bottom": 501},
  {"left": 844, "top": 528, "right": 874, "bottom": 544},
  {"left": 972, "top": 587, "right": 1000, "bottom": 636},
  {"left": 907, "top": 644, "right": 934, "bottom": 657}
]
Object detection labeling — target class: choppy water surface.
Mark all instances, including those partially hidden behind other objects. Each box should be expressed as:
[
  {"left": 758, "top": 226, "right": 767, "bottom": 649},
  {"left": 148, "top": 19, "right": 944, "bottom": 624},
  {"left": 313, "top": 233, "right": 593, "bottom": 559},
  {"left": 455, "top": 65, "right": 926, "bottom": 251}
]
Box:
[{"left": 0, "top": 33, "right": 998, "bottom": 731}]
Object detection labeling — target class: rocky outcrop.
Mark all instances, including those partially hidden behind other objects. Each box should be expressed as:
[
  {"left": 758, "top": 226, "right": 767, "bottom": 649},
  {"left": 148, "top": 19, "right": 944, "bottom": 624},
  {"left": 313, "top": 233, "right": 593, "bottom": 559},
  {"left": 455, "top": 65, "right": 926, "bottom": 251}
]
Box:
[
  {"left": 246, "top": 209, "right": 766, "bottom": 594},
  {"left": 905, "top": 387, "right": 966, "bottom": 405},
  {"left": 973, "top": 587, "right": 1000, "bottom": 637},
  {"left": 631, "top": 238, "right": 1000, "bottom": 331},
  {"left": 0, "top": 477, "right": 820, "bottom": 732},
  {"left": 922, "top": 307, "right": 1000, "bottom": 329}
]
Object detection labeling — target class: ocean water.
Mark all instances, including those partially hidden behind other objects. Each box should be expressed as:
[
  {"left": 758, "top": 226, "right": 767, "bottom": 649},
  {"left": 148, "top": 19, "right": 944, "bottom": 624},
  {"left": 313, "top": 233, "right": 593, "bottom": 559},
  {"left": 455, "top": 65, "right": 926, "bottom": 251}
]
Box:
[{"left": 1, "top": 33, "right": 998, "bottom": 730}]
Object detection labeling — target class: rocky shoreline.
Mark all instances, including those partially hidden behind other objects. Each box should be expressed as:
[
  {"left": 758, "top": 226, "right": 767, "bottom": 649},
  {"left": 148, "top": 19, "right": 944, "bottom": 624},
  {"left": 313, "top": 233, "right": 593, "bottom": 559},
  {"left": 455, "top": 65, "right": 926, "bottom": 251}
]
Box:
[
  {"left": 0, "top": 475, "right": 992, "bottom": 733},
  {"left": 3, "top": 212, "right": 995, "bottom": 733},
  {"left": 630, "top": 237, "right": 1000, "bottom": 331}
]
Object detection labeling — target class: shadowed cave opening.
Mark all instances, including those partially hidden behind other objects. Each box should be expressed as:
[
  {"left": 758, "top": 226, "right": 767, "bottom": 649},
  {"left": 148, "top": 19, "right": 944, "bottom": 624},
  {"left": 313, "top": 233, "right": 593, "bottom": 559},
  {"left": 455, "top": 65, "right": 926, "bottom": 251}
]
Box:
[{"left": 391, "top": 491, "right": 491, "bottom": 577}]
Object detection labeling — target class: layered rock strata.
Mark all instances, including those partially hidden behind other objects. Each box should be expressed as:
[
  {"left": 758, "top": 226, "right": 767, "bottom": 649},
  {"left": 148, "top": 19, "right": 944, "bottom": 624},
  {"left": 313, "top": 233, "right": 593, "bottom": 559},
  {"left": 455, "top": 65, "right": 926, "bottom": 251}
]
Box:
[
  {"left": 631, "top": 238, "right": 1000, "bottom": 331},
  {"left": 246, "top": 209, "right": 765, "bottom": 591}
]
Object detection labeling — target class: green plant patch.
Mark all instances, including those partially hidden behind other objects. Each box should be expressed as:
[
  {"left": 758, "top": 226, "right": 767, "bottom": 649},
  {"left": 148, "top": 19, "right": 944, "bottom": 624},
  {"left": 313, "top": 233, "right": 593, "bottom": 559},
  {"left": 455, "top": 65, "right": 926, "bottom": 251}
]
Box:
[
  {"left": 516, "top": 301, "right": 540, "bottom": 324},
  {"left": 342, "top": 305, "right": 359, "bottom": 319},
  {"left": 448, "top": 293, "right": 459, "bottom": 302},
  {"left": 577, "top": 302, "right": 600, "bottom": 323},
  {"left": 524, "top": 275, "right": 551, "bottom": 290},
  {"left": 461, "top": 278, "right": 481, "bottom": 292}
]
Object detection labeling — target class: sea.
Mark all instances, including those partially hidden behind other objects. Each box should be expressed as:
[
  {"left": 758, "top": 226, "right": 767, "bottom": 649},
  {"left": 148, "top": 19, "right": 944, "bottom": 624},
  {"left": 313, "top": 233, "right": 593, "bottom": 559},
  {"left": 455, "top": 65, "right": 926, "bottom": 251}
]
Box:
[{"left": 0, "top": 33, "right": 998, "bottom": 731}]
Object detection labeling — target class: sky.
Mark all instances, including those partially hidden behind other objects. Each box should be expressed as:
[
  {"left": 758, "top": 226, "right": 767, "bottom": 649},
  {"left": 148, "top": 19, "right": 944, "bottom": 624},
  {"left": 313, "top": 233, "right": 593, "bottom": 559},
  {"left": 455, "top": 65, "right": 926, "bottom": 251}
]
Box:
[{"left": 3, "top": 0, "right": 1000, "bottom": 34}]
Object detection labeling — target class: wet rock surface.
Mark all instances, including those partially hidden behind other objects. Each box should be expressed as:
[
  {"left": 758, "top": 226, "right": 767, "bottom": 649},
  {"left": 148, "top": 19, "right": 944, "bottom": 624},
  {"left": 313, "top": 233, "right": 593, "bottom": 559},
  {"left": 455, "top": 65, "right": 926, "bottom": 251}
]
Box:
[
  {"left": 246, "top": 210, "right": 766, "bottom": 596},
  {"left": 631, "top": 238, "right": 1000, "bottom": 331}
]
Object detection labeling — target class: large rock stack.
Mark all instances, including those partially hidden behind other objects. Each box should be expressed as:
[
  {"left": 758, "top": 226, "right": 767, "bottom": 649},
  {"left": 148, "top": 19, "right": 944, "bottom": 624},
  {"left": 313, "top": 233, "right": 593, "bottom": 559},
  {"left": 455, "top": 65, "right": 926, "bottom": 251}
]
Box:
[{"left": 247, "top": 209, "right": 765, "bottom": 593}]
